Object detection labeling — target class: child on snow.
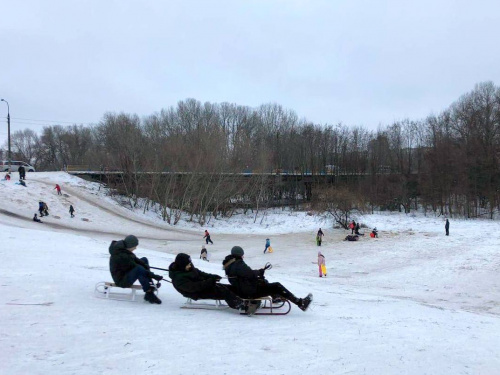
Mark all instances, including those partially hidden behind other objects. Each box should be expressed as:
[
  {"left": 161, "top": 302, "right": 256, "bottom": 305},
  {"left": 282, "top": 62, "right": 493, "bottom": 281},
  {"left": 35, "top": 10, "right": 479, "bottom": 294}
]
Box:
[
  {"left": 264, "top": 238, "right": 271, "bottom": 253},
  {"left": 318, "top": 251, "right": 326, "bottom": 277},
  {"left": 316, "top": 228, "right": 324, "bottom": 246},
  {"left": 33, "top": 213, "right": 42, "bottom": 223},
  {"left": 69, "top": 205, "right": 75, "bottom": 218},
  {"left": 200, "top": 245, "right": 209, "bottom": 261},
  {"left": 55, "top": 184, "right": 62, "bottom": 195}
]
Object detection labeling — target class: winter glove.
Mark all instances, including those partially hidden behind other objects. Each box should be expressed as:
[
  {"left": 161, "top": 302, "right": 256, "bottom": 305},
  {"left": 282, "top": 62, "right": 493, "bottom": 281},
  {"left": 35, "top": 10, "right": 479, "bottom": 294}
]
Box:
[{"left": 152, "top": 274, "right": 163, "bottom": 281}]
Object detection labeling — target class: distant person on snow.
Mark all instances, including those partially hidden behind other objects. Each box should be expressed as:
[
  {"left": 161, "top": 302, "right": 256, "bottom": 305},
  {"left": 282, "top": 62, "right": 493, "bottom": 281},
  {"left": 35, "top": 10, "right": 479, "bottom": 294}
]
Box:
[
  {"left": 200, "top": 245, "right": 208, "bottom": 261},
  {"left": 349, "top": 220, "right": 356, "bottom": 234},
  {"left": 42, "top": 202, "right": 49, "bottom": 216},
  {"left": 168, "top": 253, "right": 257, "bottom": 315},
  {"left": 264, "top": 238, "right": 271, "bottom": 253},
  {"left": 18, "top": 165, "right": 26, "bottom": 180},
  {"left": 38, "top": 201, "right": 44, "bottom": 217},
  {"left": 69, "top": 205, "right": 75, "bottom": 218},
  {"left": 203, "top": 230, "right": 213, "bottom": 245},
  {"left": 445, "top": 219, "right": 450, "bottom": 236},
  {"left": 318, "top": 251, "right": 326, "bottom": 277},
  {"left": 370, "top": 228, "right": 378, "bottom": 238},
  {"left": 223, "top": 246, "right": 313, "bottom": 312},
  {"left": 54, "top": 184, "right": 62, "bottom": 195},
  {"left": 316, "top": 228, "right": 324, "bottom": 246},
  {"left": 4, "top": 173, "right": 10, "bottom": 181},
  {"left": 108, "top": 235, "right": 163, "bottom": 304},
  {"left": 354, "top": 223, "right": 364, "bottom": 236},
  {"left": 33, "top": 213, "right": 42, "bottom": 223}
]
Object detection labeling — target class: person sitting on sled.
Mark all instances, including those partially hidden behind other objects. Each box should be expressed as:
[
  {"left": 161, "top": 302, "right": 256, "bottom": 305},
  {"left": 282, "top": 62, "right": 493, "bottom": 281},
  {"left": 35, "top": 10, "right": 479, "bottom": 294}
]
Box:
[
  {"left": 169, "top": 253, "right": 258, "bottom": 315},
  {"left": 108, "top": 235, "right": 163, "bottom": 304},
  {"left": 370, "top": 228, "right": 378, "bottom": 238},
  {"left": 223, "top": 246, "right": 313, "bottom": 312}
]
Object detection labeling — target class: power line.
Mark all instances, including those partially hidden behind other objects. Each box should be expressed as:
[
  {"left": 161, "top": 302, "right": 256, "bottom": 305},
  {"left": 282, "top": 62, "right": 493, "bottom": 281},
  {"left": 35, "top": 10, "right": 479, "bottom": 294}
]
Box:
[{"left": 12, "top": 117, "right": 94, "bottom": 125}]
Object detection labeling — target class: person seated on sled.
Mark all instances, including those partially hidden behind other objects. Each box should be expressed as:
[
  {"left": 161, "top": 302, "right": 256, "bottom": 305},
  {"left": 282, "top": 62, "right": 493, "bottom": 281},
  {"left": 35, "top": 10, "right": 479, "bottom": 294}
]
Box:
[
  {"left": 169, "top": 253, "right": 259, "bottom": 315},
  {"left": 109, "top": 235, "right": 163, "bottom": 304},
  {"left": 33, "top": 213, "right": 42, "bottom": 223},
  {"left": 223, "top": 246, "right": 313, "bottom": 312},
  {"left": 370, "top": 227, "right": 378, "bottom": 238}
]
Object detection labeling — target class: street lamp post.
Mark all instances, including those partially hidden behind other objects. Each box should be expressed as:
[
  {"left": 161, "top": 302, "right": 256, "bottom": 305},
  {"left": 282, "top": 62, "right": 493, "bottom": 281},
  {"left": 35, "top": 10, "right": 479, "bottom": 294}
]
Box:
[{"left": 0, "top": 99, "right": 11, "bottom": 172}]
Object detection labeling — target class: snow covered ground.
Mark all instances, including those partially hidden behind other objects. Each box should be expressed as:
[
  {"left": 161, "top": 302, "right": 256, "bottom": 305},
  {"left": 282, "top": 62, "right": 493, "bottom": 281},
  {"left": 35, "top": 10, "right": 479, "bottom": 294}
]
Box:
[{"left": 0, "top": 172, "right": 499, "bottom": 374}]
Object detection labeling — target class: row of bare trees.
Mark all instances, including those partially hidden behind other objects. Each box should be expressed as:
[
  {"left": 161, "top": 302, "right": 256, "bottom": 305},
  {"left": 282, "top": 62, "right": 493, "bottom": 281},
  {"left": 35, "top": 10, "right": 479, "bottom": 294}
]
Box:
[{"left": 3, "top": 81, "right": 500, "bottom": 221}]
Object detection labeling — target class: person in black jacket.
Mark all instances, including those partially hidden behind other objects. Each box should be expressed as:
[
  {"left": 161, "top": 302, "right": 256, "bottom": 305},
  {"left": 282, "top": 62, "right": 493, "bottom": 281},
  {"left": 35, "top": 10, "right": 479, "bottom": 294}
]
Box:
[
  {"left": 222, "top": 246, "right": 313, "bottom": 312},
  {"left": 109, "top": 235, "right": 163, "bottom": 304},
  {"left": 18, "top": 165, "right": 26, "bottom": 180},
  {"left": 445, "top": 219, "right": 450, "bottom": 236},
  {"left": 169, "top": 253, "right": 259, "bottom": 315}
]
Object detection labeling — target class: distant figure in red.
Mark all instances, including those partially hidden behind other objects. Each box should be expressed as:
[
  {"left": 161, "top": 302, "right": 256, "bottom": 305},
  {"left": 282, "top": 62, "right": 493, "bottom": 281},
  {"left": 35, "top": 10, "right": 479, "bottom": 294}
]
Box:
[
  {"left": 203, "top": 230, "right": 213, "bottom": 245},
  {"left": 55, "top": 184, "right": 62, "bottom": 195}
]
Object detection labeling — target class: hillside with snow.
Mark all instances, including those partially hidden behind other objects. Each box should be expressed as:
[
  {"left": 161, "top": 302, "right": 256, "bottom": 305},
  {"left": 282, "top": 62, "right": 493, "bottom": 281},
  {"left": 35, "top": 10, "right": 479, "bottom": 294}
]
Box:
[{"left": 0, "top": 172, "right": 499, "bottom": 374}]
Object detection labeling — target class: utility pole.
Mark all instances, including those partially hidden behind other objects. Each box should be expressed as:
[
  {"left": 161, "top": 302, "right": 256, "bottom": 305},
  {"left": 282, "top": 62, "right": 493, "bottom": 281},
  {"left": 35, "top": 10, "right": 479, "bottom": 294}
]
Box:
[{"left": 0, "top": 98, "right": 11, "bottom": 172}]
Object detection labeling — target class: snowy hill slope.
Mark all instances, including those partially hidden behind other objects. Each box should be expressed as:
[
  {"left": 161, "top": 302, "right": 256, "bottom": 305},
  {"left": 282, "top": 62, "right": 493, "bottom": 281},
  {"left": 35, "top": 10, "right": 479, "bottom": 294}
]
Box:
[{"left": 0, "top": 172, "right": 499, "bottom": 374}]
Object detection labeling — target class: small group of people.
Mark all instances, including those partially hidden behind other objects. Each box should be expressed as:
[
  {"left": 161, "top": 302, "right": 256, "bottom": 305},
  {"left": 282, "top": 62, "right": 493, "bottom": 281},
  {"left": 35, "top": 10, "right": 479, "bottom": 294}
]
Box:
[{"left": 109, "top": 235, "right": 313, "bottom": 314}]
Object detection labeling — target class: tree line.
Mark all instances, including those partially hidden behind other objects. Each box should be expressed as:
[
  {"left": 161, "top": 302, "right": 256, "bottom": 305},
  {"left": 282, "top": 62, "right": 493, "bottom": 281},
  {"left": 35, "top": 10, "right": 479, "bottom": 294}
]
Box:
[{"left": 3, "top": 81, "right": 500, "bottom": 222}]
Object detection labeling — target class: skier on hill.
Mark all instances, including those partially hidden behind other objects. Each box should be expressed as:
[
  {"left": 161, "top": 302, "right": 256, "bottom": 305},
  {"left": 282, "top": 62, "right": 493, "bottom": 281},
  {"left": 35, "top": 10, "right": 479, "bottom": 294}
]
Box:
[
  {"left": 203, "top": 230, "right": 213, "bottom": 245},
  {"left": 69, "top": 205, "right": 75, "bottom": 218},
  {"left": 169, "top": 253, "right": 258, "bottom": 315},
  {"left": 223, "top": 246, "right": 313, "bottom": 312},
  {"left": 108, "top": 235, "right": 163, "bottom": 304}
]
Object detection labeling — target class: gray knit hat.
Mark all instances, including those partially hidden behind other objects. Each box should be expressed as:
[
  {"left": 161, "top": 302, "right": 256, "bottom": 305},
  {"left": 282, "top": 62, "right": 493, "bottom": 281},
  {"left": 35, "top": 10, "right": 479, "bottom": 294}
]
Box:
[
  {"left": 124, "top": 235, "right": 139, "bottom": 249},
  {"left": 231, "top": 246, "right": 244, "bottom": 257}
]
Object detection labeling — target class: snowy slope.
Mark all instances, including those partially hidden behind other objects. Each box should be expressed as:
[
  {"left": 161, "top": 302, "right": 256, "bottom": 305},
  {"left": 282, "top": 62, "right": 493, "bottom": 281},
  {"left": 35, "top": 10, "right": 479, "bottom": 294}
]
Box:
[{"left": 0, "top": 172, "right": 499, "bottom": 374}]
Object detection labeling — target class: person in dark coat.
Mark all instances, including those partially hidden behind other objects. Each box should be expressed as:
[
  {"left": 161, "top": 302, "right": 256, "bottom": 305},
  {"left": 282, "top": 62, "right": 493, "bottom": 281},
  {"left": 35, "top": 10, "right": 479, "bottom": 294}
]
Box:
[
  {"left": 316, "top": 228, "right": 324, "bottom": 246},
  {"left": 169, "top": 253, "right": 257, "bottom": 314},
  {"left": 38, "top": 201, "right": 45, "bottom": 217},
  {"left": 354, "top": 223, "right": 364, "bottom": 236},
  {"left": 109, "top": 235, "right": 163, "bottom": 304},
  {"left": 69, "top": 205, "right": 75, "bottom": 218},
  {"left": 33, "top": 213, "right": 42, "bottom": 223},
  {"left": 18, "top": 165, "right": 26, "bottom": 180},
  {"left": 445, "top": 219, "right": 450, "bottom": 236},
  {"left": 222, "top": 246, "right": 313, "bottom": 312},
  {"left": 203, "top": 230, "right": 214, "bottom": 245}
]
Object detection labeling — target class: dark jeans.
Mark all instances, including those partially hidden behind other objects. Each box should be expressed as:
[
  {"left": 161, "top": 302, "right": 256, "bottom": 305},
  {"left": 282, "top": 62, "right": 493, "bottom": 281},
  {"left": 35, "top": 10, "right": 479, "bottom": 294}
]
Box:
[
  {"left": 248, "top": 281, "right": 300, "bottom": 306},
  {"left": 197, "top": 284, "right": 242, "bottom": 309},
  {"left": 205, "top": 236, "right": 213, "bottom": 244},
  {"left": 125, "top": 257, "right": 153, "bottom": 292}
]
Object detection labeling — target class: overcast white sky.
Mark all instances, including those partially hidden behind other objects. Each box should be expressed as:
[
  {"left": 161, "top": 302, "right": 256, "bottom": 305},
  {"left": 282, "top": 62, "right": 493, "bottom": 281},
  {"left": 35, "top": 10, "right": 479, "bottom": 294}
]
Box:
[{"left": 1, "top": 0, "right": 499, "bottom": 146}]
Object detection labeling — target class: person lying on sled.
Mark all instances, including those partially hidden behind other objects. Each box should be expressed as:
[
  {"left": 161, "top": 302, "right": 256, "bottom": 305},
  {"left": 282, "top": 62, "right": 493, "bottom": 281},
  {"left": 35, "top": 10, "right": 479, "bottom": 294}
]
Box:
[{"left": 168, "top": 253, "right": 259, "bottom": 315}]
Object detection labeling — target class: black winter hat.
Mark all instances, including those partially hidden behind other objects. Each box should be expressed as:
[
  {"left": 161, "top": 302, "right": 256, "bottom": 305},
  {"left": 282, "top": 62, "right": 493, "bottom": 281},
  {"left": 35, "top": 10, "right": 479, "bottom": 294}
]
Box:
[
  {"left": 175, "top": 253, "right": 192, "bottom": 269},
  {"left": 231, "top": 246, "right": 244, "bottom": 257},
  {"left": 124, "top": 235, "right": 139, "bottom": 249}
]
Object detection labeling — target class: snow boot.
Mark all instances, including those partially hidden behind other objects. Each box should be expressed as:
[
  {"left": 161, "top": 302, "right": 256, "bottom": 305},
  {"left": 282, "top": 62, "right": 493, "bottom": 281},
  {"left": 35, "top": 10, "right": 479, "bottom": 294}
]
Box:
[
  {"left": 298, "top": 293, "right": 313, "bottom": 312},
  {"left": 245, "top": 300, "right": 262, "bottom": 316},
  {"left": 144, "top": 290, "right": 162, "bottom": 304}
]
